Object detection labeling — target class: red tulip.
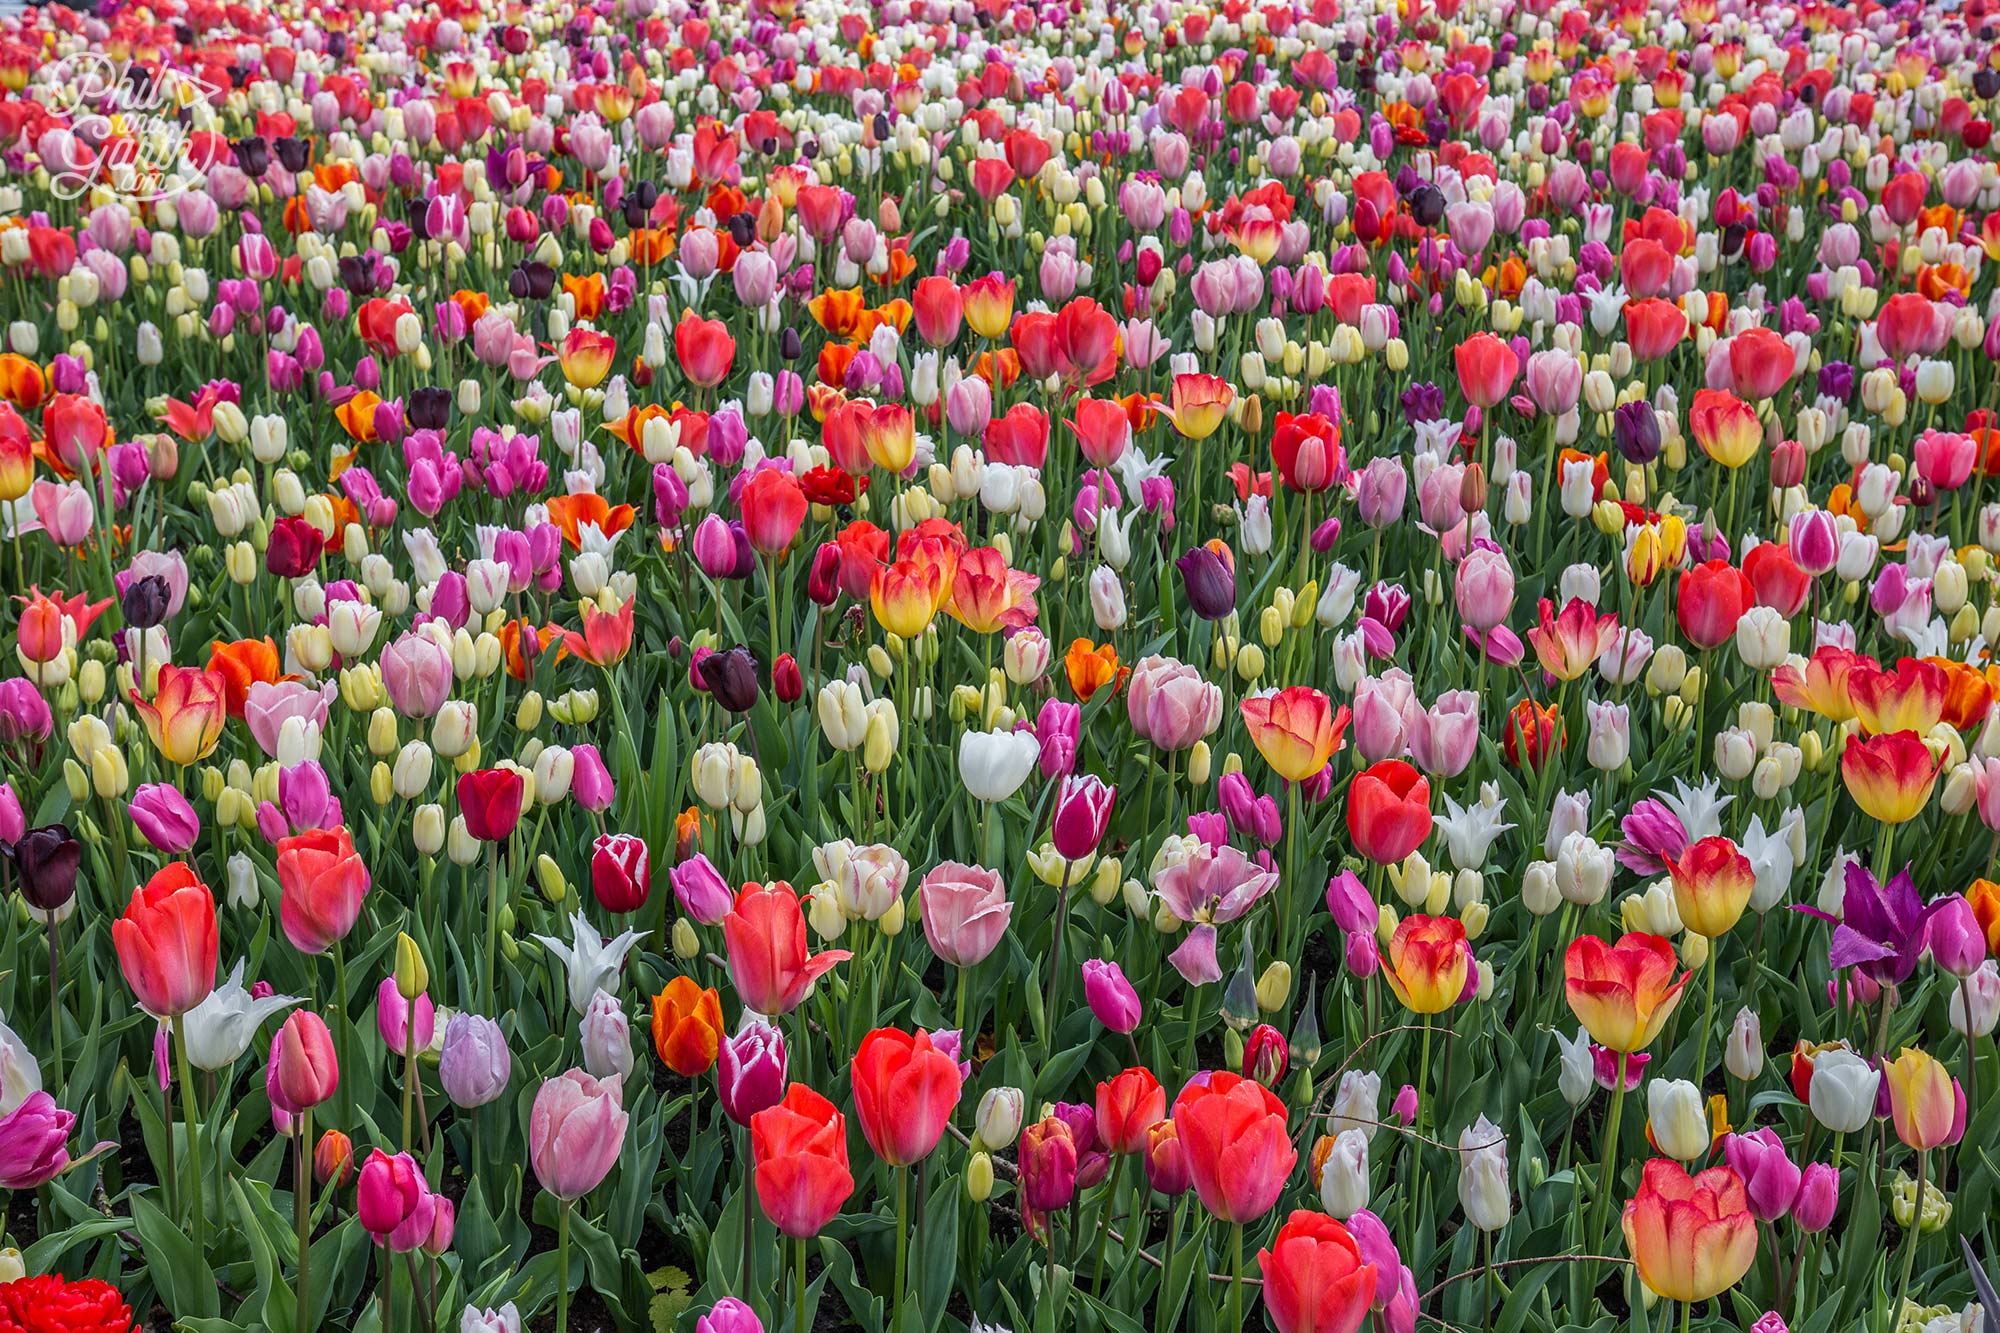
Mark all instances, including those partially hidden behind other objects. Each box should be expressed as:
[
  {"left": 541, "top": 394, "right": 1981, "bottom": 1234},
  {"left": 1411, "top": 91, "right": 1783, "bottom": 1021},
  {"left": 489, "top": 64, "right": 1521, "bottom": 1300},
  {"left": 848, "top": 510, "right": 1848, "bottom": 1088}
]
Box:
[
  {"left": 751, "top": 1084, "right": 855, "bottom": 1238},
  {"left": 911, "top": 275, "right": 963, "bottom": 346},
  {"left": 674, "top": 310, "right": 736, "bottom": 388},
  {"left": 1742, "top": 541, "right": 1810, "bottom": 617},
  {"left": 1727, "top": 326, "right": 1793, "bottom": 401},
  {"left": 1095, "top": 1067, "right": 1166, "bottom": 1155},
  {"left": 1346, "top": 759, "right": 1432, "bottom": 865},
  {"left": 722, "top": 881, "right": 853, "bottom": 1015},
  {"left": 590, "top": 833, "right": 650, "bottom": 913},
  {"left": 1453, "top": 332, "right": 1518, "bottom": 408},
  {"left": 266, "top": 515, "right": 326, "bottom": 579},
  {"left": 1068, "top": 396, "right": 1132, "bottom": 467},
  {"left": 276, "top": 826, "right": 371, "bottom": 955},
  {"left": 1676, "top": 560, "right": 1755, "bottom": 650},
  {"left": 850, "top": 1028, "right": 963, "bottom": 1166},
  {"left": 1270, "top": 411, "right": 1343, "bottom": 493},
  {"left": 1624, "top": 298, "right": 1689, "bottom": 362},
  {"left": 1171, "top": 1071, "right": 1296, "bottom": 1224},
  {"left": 1257, "top": 1209, "right": 1379, "bottom": 1333},
  {"left": 113, "top": 862, "right": 219, "bottom": 1017},
  {"left": 456, "top": 768, "right": 525, "bottom": 842},
  {"left": 740, "top": 467, "right": 808, "bottom": 556},
  {"left": 268, "top": 1010, "right": 340, "bottom": 1113}
]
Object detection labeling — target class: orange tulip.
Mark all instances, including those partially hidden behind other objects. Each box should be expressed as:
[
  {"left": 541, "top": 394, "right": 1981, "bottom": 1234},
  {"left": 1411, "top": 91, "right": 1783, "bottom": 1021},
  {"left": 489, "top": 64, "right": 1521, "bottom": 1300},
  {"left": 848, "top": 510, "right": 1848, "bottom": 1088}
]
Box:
[
  {"left": 1840, "top": 730, "right": 1940, "bottom": 824},
  {"left": 651, "top": 975, "right": 725, "bottom": 1076},
  {"left": 1927, "top": 657, "right": 1995, "bottom": 732},
  {"left": 855, "top": 401, "right": 916, "bottom": 473},
  {"left": 808, "top": 287, "right": 869, "bottom": 340},
  {"left": 1966, "top": 879, "right": 2000, "bottom": 955},
  {"left": 335, "top": 391, "right": 382, "bottom": 443},
  {"left": 1381, "top": 914, "right": 1470, "bottom": 1015},
  {"left": 1621, "top": 1159, "right": 1758, "bottom": 1303},
  {"left": 1564, "top": 933, "right": 1689, "bottom": 1053},
  {"left": 563, "top": 597, "right": 635, "bottom": 667},
  {"left": 1664, "top": 836, "right": 1755, "bottom": 938},
  {"left": 130, "top": 665, "right": 227, "bottom": 765},
  {"left": 206, "top": 638, "right": 285, "bottom": 717},
  {"left": 1063, "top": 637, "right": 1127, "bottom": 701},
  {"left": 946, "top": 546, "right": 1040, "bottom": 635},
  {"left": 1240, "top": 686, "right": 1349, "bottom": 783},
  {"left": 0, "top": 354, "right": 47, "bottom": 409},
  {"left": 544, "top": 491, "right": 637, "bottom": 547}
]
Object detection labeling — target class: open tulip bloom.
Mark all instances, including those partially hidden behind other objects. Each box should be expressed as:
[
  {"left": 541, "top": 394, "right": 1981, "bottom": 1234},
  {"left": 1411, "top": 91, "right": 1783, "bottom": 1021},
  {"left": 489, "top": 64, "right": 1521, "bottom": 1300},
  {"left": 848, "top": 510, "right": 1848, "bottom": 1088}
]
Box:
[{"left": 8, "top": 2, "right": 2000, "bottom": 1332}]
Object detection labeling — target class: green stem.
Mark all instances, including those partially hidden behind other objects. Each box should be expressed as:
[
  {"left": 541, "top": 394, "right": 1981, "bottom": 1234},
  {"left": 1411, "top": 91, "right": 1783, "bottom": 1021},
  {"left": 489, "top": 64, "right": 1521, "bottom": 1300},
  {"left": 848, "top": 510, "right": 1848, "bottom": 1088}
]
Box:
[
  {"left": 796, "top": 1237, "right": 808, "bottom": 1333},
  {"left": 1590, "top": 1076, "right": 1628, "bottom": 1279},
  {"left": 174, "top": 1015, "right": 205, "bottom": 1252},
  {"left": 1695, "top": 942, "right": 1719, "bottom": 1080},
  {"left": 1092, "top": 1155, "right": 1122, "bottom": 1296},
  {"left": 893, "top": 1165, "right": 909, "bottom": 1333},
  {"left": 482, "top": 845, "right": 501, "bottom": 1017},
  {"left": 1892, "top": 1149, "right": 1926, "bottom": 1328},
  {"left": 294, "top": 1114, "right": 312, "bottom": 1333},
  {"left": 557, "top": 1202, "right": 572, "bottom": 1333},
  {"left": 1230, "top": 1222, "right": 1245, "bottom": 1333}
]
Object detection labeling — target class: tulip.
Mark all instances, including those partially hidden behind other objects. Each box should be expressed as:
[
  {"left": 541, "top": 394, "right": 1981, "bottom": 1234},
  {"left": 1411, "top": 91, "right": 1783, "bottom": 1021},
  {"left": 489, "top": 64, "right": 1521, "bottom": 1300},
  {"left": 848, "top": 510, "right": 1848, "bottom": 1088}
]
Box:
[
  {"left": 1805, "top": 1048, "right": 1880, "bottom": 1134},
  {"left": 1018, "top": 1116, "right": 1080, "bottom": 1212},
  {"left": 276, "top": 826, "right": 371, "bottom": 955},
  {"left": 1257, "top": 1210, "right": 1378, "bottom": 1333},
  {"left": 1127, "top": 655, "right": 1224, "bottom": 751},
  {"left": 1794, "top": 1163, "right": 1839, "bottom": 1233},
  {"left": 581, "top": 989, "right": 632, "bottom": 1082},
  {"left": 752, "top": 1084, "right": 855, "bottom": 1237},
  {"left": 918, "top": 862, "right": 1012, "bottom": 968},
  {"left": 438, "top": 1013, "right": 511, "bottom": 1108},
  {"left": 1172, "top": 1071, "right": 1296, "bottom": 1224},
  {"left": 128, "top": 783, "right": 200, "bottom": 853},
  {"left": 184, "top": 960, "right": 300, "bottom": 1071},
  {"left": 268, "top": 1011, "right": 340, "bottom": 1114},
  {"left": 0, "top": 1092, "right": 73, "bottom": 1188},
  {"left": 1676, "top": 561, "right": 1756, "bottom": 650},
  {"left": 1646, "top": 1078, "right": 1710, "bottom": 1162},
  {"left": 589, "top": 833, "right": 650, "bottom": 914},
  {"left": 1622, "top": 1159, "right": 1759, "bottom": 1303},
  {"left": 130, "top": 665, "right": 227, "bottom": 765},
  {"left": 851, "top": 1027, "right": 962, "bottom": 1167},
  {"left": 1564, "top": 933, "right": 1689, "bottom": 1053},
  {"left": 529, "top": 1069, "right": 628, "bottom": 1201},
  {"left": 114, "top": 862, "right": 219, "bottom": 1018},
  {"left": 1241, "top": 687, "right": 1350, "bottom": 783},
  {"left": 1051, "top": 774, "right": 1117, "bottom": 859},
  {"left": 1381, "top": 914, "right": 1470, "bottom": 1015},
  {"left": 357, "top": 1149, "right": 438, "bottom": 1251},
  {"left": 1095, "top": 1068, "right": 1166, "bottom": 1155},
  {"left": 1082, "top": 959, "right": 1143, "bottom": 1033},
  {"left": 1457, "top": 1115, "right": 1511, "bottom": 1232},
  {"left": 11, "top": 824, "right": 80, "bottom": 911},
  {"left": 722, "top": 881, "right": 852, "bottom": 1016},
  {"left": 457, "top": 768, "right": 526, "bottom": 841},
  {"left": 1882, "top": 1048, "right": 1965, "bottom": 1150},
  {"left": 1318, "top": 1129, "right": 1370, "bottom": 1219},
  {"left": 1453, "top": 332, "right": 1518, "bottom": 408},
  {"left": 958, "top": 728, "right": 1040, "bottom": 803},
  {"left": 1665, "top": 836, "right": 1754, "bottom": 938},
  {"left": 1722, "top": 1129, "right": 1801, "bottom": 1222},
  {"left": 1347, "top": 760, "right": 1433, "bottom": 865},
  {"left": 649, "top": 976, "right": 724, "bottom": 1076},
  {"left": 533, "top": 909, "right": 648, "bottom": 1014},
  {"left": 718, "top": 1020, "right": 787, "bottom": 1126}
]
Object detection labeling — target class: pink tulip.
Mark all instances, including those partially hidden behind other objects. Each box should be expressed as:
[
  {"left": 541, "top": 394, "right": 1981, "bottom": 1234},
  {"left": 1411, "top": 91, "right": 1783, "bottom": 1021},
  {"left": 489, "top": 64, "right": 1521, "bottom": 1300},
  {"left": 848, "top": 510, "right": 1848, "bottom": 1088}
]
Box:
[
  {"left": 529, "top": 1069, "right": 629, "bottom": 1201},
  {"left": 918, "top": 861, "right": 1013, "bottom": 968}
]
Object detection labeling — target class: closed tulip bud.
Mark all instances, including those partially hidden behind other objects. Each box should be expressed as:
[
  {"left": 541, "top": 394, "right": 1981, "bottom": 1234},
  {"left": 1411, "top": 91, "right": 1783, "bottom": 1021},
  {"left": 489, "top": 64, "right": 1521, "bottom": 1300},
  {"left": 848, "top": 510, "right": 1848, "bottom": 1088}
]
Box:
[
  {"left": 1726, "top": 1008, "right": 1763, "bottom": 1081},
  {"left": 965, "top": 1150, "right": 994, "bottom": 1201},
  {"left": 1647, "top": 1078, "right": 1709, "bottom": 1161},
  {"left": 1458, "top": 1115, "right": 1512, "bottom": 1231},
  {"left": 977, "top": 1087, "right": 1025, "bottom": 1149},
  {"left": 1256, "top": 961, "right": 1292, "bottom": 1011},
  {"left": 672, "top": 918, "right": 701, "bottom": 959},
  {"left": 1318, "top": 1128, "right": 1370, "bottom": 1218},
  {"left": 414, "top": 804, "right": 446, "bottom": 857},
  {"left": 370, "top": 762, "right": 394, "bottom": 806}
]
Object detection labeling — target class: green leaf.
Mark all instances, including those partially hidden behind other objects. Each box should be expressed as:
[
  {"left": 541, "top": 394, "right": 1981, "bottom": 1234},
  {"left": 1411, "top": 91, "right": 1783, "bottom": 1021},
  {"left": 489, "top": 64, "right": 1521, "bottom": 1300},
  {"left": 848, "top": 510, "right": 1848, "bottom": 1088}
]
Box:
[{"left": 132, "top": 1194, "right": 221, "bottom": 1320}]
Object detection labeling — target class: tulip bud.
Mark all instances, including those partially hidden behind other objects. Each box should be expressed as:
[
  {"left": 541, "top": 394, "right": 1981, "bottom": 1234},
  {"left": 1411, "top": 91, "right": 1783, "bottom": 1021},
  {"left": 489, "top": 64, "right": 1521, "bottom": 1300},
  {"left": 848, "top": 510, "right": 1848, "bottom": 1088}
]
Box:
[
  {"left": 395, "top": 933, "right": 429, "bottom": 1000},
  {"left": 966, "top": 1151, "right": 994, "bottom": 1202},
  {"left": 976, "top": 1087, "right": 1025, "bottom": 1149}
]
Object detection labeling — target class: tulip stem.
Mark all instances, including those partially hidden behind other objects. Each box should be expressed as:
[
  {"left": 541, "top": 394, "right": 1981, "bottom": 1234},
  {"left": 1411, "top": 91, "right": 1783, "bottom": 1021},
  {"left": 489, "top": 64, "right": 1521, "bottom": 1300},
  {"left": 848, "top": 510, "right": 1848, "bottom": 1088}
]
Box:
[
  {"left": 1228, "top": 1221, "right": 1245, "bottom": 1333},
  {"left": 1092, "top": 1155, "right": 1122, "bottom": 1296},
  {"left": 1695, "top": 943, "right": 1719, "bottom": 1080},
  {"left": 795, "top": 1236, "right": 808, "bottom": 1333},
  {"left": 46, "top": 916, "right": 62, "bottom": 1093},
  {"left": 173, "top": 1014, "right": 205, "bottom": 1253},
  {"left": 294, "top": 1115, "right": 312, "bottom": 1333},
  {"left": 1589, "top": 1076, "right": 1628, "bottom": 1298},
  {"left": 556, "top": 1201, "right": 572, "bottom": 1333},
  {"left": 893, "top": 1164, "right": 909, "bottom": 1333},
  {"left": 1892, "top": 1149, "right": 1925, "bottom": 1330},
  {"left": 482, "top": 845, "right": 501, "bottom": 1018}
]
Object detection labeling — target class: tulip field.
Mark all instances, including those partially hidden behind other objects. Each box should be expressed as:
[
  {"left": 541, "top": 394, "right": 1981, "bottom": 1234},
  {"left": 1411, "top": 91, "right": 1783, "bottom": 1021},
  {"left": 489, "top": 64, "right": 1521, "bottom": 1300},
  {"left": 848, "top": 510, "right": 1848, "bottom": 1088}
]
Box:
[{"left": 10, "top": 0, "right": 2000, "bottom": 1331}]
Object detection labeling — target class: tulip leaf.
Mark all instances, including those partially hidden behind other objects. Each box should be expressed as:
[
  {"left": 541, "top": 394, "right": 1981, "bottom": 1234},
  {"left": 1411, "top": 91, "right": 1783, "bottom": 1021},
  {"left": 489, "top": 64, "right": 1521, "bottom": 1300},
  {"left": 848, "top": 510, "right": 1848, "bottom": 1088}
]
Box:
[
  {"left": 229, "top": 1177, "right": 296, "bottom": 1333},
  {"left": 132, "top": 1193, "right": 221, "bottom": 1320},
  {"left": 914, "top": 1167, "right": 960, "bottom": 1329}
]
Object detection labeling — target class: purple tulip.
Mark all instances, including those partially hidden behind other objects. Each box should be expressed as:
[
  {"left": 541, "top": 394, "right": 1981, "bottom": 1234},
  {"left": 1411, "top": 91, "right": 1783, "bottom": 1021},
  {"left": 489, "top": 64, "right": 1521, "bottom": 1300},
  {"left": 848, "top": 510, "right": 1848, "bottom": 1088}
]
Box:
[
  {"left": 1081, "top": 959, "right": 1142, "bottom": 1034},
  {"left": 128, "top": 783, "right": 201, "bottom": 853},
  {"left": 669, "top": 853, "right": 734, "bottom": 926},
  {"left": 1794, "top": 1161, "right": 1839, "bottom": 1232},
  {"left": 1723, "top": 1128, "right": 1802, "bottom": 1222},
  {"left": 1925, "top": 894, "right": 1987, "bottom": 978},
  {"left": 0, "top": 1091, "right": 73, "bottom": 1188}
]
